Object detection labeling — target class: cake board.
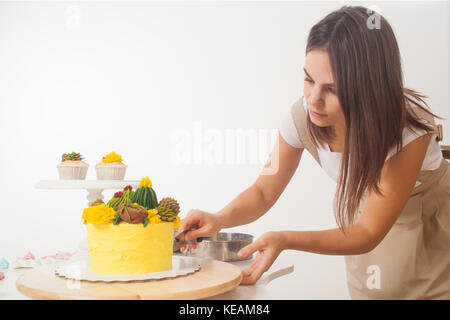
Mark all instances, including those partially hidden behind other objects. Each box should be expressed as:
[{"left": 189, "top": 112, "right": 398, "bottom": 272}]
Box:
[{"left": 15, "top": 256, "right": 243, "bottom": 300}]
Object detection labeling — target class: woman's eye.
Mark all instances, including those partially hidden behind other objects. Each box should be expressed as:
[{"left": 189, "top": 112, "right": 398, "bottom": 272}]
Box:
[{"left": 304, "top": 77, "right": 335, "bottom": 94}]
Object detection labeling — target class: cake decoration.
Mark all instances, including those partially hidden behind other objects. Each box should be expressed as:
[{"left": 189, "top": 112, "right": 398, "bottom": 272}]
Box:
[
  {"left": 157, "top": 197, "right": 181, "bottom": 223},
  {"left": 12, "top": 251, "right": 76, "bottom": 269},
  {"left": 62, "top": 152, "right": 85, "bottom": 162},
  {"left": 131, "top": 177, "right": 158, "bottom": 210},
  {"left": 47, "top": 251, "right": 75, "bottom": 261},
  {"left": 116, "top": 203, "right": 148, "bottom": 224},
  {"left": 158, "top": 197, "right": 180, "bottom": 214},
  {"left": 0, "top": 272, "right": 4, "bottom": 280},
  {"left": 22, "top": 252, "right": 35, "bottom": 260},
  {"left": 0, "top": 257, "right": 9, "bottom": 269},
  {"left": 12, "top": 251, "right": 36, "bottom": 269},
  {"left": 138, "top": 176, "right": 152, "bottom": 188},
  {"left": 95, "top": 151, "right": 127, "bottom": 180},
  {"left": 147, "top": 209, "right": 162, "bottom": 225},
  {"left": 83, "top": 176, "right": 182, "bottom": 274},
  {"left": 57, "top": 152, "right": 89, "bottom": 180},
  {"left": 106, "top": 185, "right": 134, "bottom": 210},
  {"left": 101, "top": 152, "right": 123, "bottom": 163},
  {"left": 173, "top": 216, "right": 181, "bottom": 229},
  {"left": 82, "top": 204, "right": 116, "bottom": 224}
]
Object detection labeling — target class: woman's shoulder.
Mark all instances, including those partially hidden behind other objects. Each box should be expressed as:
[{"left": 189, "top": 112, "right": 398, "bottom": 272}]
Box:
[{"left": 385, "top": 123, "right": 441, "bottom": 166}]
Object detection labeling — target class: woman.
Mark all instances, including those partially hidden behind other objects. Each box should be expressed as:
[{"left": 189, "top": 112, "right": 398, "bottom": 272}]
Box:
[{"left": 176, "top": 6, "right": 450, "bottom": 299}]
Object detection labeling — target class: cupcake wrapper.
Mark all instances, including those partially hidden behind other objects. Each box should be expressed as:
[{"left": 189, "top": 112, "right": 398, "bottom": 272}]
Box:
[
  {"left": 57, "top": 165, "right": 88, "bottom": 180},
  {"left": 95, "top": 166, "right": 127, "bottom": 180}
]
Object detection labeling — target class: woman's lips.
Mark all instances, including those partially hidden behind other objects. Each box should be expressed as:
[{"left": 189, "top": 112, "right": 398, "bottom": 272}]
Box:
[{"left": 309, "top": 109, "right": 327, "bottom": 117}]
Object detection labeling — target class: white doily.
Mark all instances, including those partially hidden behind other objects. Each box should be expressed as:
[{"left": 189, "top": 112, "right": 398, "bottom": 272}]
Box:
[{"left": 54, "top": 256, "right": 201, "bottom": 282}]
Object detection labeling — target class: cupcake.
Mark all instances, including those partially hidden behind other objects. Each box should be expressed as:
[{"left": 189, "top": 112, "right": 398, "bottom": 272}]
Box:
[
  {"left": 57, "top": 152, "right": 89, "bottom": 180},
  {"left": 95, "top": 152, "right": 127, "bottom": 180}
]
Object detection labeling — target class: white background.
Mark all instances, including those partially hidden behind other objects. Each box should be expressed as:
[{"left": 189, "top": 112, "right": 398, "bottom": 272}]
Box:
[{"left": 0, "top": 0, "right": 449, "bottom": 299}]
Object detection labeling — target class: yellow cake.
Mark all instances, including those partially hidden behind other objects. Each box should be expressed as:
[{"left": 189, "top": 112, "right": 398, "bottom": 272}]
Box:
[
  {"left": 82, "top": 177, "right": 181, "bottom": 275},
  {"left": 87, "top": 222, "right": 174, "bottom": 274}
]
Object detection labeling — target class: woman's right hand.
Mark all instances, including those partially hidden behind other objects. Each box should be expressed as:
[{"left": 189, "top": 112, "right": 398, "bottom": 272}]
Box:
[{"left": 176, "top": 209, "right": 223, "bottom": 252}]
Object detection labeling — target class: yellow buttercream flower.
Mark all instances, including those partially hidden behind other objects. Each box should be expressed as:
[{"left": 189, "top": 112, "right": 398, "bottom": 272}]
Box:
[
  {"left": 138, "top": 176, "right": 152, "bottom": 188},
  {"left": 147, "top": 209, "right": 158, "bottom": 218},
  {"left": 173, "top": 216, "right": 181, "bottom": 229},
  {"left": 149, "top": 214, "right": 161, "bottom": 224},
  {"left": 102, "top": 152, "right": 123, "bottom": 163},
  {"left": 82, "top": 204, "right": 116, "bottom": 224}
]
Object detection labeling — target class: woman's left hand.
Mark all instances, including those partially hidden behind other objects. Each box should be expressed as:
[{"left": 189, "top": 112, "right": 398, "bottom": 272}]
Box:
[{"left": 237, "top": 231, "right": 286, "bottom": 285}]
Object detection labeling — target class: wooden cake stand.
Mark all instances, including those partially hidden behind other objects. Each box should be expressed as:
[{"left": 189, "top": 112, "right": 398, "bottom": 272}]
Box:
[{"left": 16, "top": 257, "right": 243, "bottom": 300}]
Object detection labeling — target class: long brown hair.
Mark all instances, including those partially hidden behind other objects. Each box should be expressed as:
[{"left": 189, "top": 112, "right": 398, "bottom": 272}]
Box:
[{"left": 305, "top": 6, "right": 444, "bottom": 230}]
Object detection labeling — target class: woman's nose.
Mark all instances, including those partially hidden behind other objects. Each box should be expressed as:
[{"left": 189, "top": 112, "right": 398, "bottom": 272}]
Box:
[{"left": 307, "top": 86, "right": 324, "bottom": 106}]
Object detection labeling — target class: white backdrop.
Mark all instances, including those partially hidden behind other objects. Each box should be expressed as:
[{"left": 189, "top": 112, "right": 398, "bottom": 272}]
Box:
[{"left": 0, "top": 0, "right": 448, "bottom": 299}]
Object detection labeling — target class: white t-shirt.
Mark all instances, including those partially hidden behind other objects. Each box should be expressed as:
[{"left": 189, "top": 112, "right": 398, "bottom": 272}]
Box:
[{"left": 279, "top": 97, "right": 443, "bottom": 187}]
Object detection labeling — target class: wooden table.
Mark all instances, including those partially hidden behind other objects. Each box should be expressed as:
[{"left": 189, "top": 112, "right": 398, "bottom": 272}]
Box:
[{"left": 15, "top": 257, "right": 243, "bottom": 300}]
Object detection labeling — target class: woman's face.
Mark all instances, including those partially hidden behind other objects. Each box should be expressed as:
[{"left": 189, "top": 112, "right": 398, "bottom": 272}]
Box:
[{"left": 303, "top": 49, "right": 346, "bottom": 137}]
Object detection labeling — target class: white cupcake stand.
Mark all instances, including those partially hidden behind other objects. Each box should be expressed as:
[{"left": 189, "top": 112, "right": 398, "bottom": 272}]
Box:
[
  {"left": 35, "top": 180, "right": 141, "bottom": 206},
  {"left": 34, "top": 180, "right": 141, "bottom": 263}
]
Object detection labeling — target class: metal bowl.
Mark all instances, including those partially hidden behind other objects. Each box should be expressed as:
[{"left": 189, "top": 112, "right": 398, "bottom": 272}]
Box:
[{"left": 176, "top": 232, "right": 254, "bottom": 262}]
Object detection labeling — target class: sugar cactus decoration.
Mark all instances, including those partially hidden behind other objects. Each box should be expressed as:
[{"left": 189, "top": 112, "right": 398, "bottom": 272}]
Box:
[
  {"left": 62, "top": 152, "right": 84, "bottom": 162},
  {"left": 115, "top": 203, "right": 148, "bottom": 224},
  {"left": 107, "top": 185, "right": 134, "bottom": 210},
  {"left": 131, "top": 177, "right": 158, "bottom": 210},
  {"left": 157, "top": 197, "right": 180, "bottom": 222}
]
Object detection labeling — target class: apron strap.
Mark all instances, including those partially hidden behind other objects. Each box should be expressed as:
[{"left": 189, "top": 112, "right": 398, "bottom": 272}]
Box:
[{"left": 290, "top": 97, "right": 321, "bottom": 166}]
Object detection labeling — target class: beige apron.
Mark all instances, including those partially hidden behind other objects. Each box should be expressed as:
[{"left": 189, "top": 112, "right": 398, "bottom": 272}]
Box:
[{"left": 291, "top": 97, "right": 450, "bottom": 299}]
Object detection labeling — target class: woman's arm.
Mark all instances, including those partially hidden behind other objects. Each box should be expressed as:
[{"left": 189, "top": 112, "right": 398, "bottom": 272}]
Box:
[
  {"left": 238, "top": 133, "right": 432, "bottom": 284},
  {"left": 216, "top": 131, "right": 303, "bottom": 228},
  {"left": 279, "top": 133, "right": 432, "bottom": 256},
  {"left": 178, "top": 131, "right": 303, "bottom": 242}
]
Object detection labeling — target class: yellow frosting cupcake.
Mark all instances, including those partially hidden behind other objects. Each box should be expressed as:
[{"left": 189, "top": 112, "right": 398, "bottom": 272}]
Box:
[{"left": 95, "top": 152, "right": 127, "bottom": 180}]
